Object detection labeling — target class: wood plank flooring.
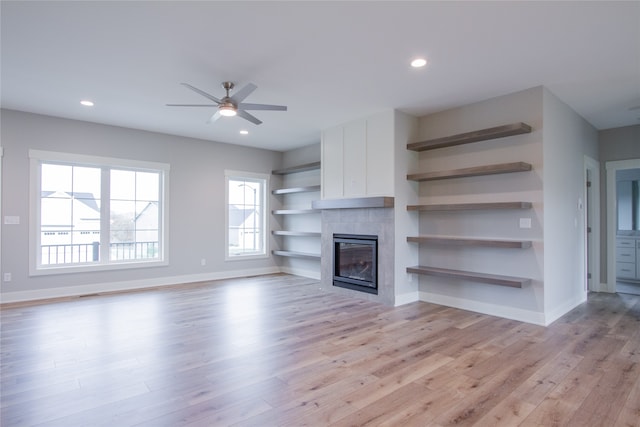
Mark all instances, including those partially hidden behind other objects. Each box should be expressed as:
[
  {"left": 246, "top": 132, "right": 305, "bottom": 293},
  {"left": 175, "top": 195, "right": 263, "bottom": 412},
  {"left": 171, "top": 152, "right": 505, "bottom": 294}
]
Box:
[{"left": 1, "top": 274, "right": 639, "bottom": 426}]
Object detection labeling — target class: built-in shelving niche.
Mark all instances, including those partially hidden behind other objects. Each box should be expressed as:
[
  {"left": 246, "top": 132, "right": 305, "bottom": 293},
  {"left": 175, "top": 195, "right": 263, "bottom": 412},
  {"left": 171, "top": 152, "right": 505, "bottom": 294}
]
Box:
[
  {"left": 271, "top": 162, "right": 321, "bottom": 260},
  {"left": 406, "top": 122, "right": 534, "bottom": 288}
]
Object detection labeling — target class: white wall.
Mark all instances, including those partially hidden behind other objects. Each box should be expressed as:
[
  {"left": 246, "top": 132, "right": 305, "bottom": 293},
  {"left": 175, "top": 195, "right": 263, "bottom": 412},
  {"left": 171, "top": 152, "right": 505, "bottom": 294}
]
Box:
[
  {"left": 415, "top": 87, "right": 545, "bottom": 324},
  {"left": 1, "top": 109, "right": 282, "bottom": 301},
  {"left": 542, "top": 88, "right": 598, "bottom": 323}
]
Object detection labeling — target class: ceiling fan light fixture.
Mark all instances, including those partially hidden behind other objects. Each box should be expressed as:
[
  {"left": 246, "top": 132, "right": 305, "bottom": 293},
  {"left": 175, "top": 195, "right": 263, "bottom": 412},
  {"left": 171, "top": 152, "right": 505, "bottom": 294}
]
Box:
[{"left": 219, "top": 104, "right": 237, "bottom": 117}]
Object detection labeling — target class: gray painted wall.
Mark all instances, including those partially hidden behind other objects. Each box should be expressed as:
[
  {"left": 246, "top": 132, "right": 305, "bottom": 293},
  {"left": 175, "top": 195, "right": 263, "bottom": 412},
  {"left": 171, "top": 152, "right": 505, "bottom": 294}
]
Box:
[
  {"left": 1, "top": 109, "right": 282, "bottom": 300},
  {"left": 542, "top": 88, "right": 598, "bottom": 320},
  {"left": 415, "top": 87, "right": 545, "bottom": 323}
]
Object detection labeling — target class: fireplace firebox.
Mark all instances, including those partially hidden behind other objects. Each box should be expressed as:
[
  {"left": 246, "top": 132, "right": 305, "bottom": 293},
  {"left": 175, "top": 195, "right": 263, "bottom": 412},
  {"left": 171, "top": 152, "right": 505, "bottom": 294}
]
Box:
[{"left": 333, "top": 234, "right": 378, "bottom": 295}]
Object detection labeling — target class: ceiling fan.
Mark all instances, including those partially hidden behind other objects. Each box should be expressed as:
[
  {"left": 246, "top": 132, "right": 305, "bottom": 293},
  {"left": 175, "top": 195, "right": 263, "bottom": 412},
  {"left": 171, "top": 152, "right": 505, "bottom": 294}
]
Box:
[{"left": 167, "top": 81, "right": 287, "bottom": 125}]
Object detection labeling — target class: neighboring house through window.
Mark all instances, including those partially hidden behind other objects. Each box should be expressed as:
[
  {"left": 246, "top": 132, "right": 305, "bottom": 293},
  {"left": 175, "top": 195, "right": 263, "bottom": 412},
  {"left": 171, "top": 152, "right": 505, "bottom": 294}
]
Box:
[
  {"left": 29, "top": 150, "right": 169, "bottom": 275},
  {"left": 225, "top": 171, "right": 268, "bottom": 259}
]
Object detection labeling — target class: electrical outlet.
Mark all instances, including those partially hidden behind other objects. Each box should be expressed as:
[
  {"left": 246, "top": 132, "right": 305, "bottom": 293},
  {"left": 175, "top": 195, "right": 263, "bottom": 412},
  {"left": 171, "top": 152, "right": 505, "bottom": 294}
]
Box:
[
  {"left": 3, "top": 273, "right": 11, "bottom": 282},
  {"left": 201, "top": 258, "right": 206, "bottom": 266},
  {"left": 519, "top": 218, "right": 532, "bottom": 229}
]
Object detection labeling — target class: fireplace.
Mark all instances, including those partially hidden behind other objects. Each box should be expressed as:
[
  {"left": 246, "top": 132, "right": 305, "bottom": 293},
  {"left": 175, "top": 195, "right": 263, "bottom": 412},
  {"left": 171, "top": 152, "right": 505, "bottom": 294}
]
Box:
[{"left": 333, "top": 234, "right": 378, "bottom": 295}]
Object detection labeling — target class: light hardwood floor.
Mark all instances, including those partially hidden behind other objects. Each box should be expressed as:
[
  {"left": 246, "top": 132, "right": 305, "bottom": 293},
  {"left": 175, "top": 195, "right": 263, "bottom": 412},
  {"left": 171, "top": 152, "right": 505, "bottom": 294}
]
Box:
[{"left": 1, "top": 274, "right": 639, "bottom": 426}]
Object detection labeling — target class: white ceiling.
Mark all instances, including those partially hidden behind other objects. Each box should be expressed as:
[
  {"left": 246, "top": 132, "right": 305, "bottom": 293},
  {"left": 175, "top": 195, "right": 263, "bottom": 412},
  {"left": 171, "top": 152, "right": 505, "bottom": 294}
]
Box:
[{"left": 2, "top": 1, "right": 639, "bottom": 152}]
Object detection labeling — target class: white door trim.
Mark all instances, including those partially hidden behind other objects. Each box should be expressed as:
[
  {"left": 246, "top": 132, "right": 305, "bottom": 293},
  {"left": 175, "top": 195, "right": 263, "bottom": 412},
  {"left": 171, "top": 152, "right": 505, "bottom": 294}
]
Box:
[{"left": 584, "top": 155, "right": 600, "bottom": 292}]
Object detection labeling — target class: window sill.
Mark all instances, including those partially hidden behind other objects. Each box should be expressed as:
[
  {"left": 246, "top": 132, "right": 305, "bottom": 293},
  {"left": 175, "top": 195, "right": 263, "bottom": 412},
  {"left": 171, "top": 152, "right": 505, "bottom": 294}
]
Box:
[
  {"left": 29, "top": 259, "right": 169, "bottom": 277},
  {"left": 225, "top": 253, "right": 269, "bottom": 262}
]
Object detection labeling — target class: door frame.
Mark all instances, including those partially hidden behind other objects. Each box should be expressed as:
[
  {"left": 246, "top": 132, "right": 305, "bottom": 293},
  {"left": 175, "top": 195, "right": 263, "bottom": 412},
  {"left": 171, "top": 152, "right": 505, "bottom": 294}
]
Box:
[{"left": 584, "top": 155, "right": 600, "bottom": 292}]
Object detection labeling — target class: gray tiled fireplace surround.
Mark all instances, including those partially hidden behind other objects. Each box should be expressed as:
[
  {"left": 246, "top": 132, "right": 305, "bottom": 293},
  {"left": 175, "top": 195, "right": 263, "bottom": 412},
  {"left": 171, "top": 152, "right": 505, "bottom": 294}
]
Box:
[{"left": 320, "top": 207, "right": 395, "bottom": 306}]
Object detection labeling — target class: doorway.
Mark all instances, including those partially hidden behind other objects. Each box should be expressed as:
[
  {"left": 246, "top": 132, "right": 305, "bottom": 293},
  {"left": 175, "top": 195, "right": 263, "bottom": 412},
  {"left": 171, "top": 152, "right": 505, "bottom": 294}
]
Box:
[{"left": 606, "top": 159, "right": 640, "bottom": 294}]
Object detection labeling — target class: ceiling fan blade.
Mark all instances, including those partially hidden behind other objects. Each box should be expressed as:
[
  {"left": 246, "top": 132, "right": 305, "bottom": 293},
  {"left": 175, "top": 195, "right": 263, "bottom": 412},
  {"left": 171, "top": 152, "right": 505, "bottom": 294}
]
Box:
[
  {"left": 166, "top": 104, "right": 217, "bottom": 107},
  {"left": 207, "top": 110, "right": 222, "bottom": 124},
  {"left": 230, "top": 83, "right": 257, "bottom": 103},
  {"left": 180, "top": 83, "right": 222, "bottom": 104},
  {"left": 237, "top": 109, "right": 262, "bottom": 125},
  {"left": 237, "top": 103, "right": 287, "bottom": 111}
]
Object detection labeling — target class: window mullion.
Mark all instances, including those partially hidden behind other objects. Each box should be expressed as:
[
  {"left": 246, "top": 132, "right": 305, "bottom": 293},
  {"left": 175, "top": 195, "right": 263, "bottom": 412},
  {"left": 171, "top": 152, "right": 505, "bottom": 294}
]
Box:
[
  {"left": 100, "top": 167, "right": 110, "bottom": 265},
  {"left": 34, "top": 159, "right": 43, "bottom": 268}
]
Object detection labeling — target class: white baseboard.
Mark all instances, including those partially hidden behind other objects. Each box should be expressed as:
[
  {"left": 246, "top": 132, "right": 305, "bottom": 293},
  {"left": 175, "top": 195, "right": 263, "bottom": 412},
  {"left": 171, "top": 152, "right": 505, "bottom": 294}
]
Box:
[
  {"left": 419, "top": 291, "right": 547, "bottom": 326},
  {"left": 279, "top": 266, "right": 321, "bottom": 280},
  {"left": 0, "top": 267, "right": 281, "bottom": 304},
  {"left": 394, "top": 291, "right": 419, "bottom": 306},
  {"left": 543, "top": 292, "right": 587, "bottom": 326}
]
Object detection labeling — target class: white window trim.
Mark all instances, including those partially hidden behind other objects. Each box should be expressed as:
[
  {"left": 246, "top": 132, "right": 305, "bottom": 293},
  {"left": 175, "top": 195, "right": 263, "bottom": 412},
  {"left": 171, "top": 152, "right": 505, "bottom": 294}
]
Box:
[
  {"left": 225, "top": 170, "right": 270, "bottom": 261},
  {"left": 29, "top": 150, "right": 170, "bottom": 276}
]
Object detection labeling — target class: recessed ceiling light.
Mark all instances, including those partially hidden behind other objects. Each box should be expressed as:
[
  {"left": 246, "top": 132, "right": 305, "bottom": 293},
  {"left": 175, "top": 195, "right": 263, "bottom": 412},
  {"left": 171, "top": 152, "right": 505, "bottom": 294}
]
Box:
[
  {"left": 410, "top": 58, "right": 427, "bottom": 68},
  {"left": 80, "top": 100, "right": 94, "bottom": 107},
  {"left": 240, "top": 130, "right": 249, "bottom": 135}
]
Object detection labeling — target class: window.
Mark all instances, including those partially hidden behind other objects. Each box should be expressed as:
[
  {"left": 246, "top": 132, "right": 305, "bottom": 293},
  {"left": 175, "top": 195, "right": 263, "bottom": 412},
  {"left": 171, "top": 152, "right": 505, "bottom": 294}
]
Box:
[
  {"left": 225, "top": 171, "right": 268, "bottom": 259},
  {"left": 30, "top": 150, "right": 169, "bottom": 274}
]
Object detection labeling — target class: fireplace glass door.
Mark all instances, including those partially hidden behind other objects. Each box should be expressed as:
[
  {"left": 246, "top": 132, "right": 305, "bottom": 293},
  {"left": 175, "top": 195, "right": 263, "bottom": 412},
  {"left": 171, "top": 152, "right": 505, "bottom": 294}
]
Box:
[{"left": 333, "top": 234, "right": 378, "bottom": 294}]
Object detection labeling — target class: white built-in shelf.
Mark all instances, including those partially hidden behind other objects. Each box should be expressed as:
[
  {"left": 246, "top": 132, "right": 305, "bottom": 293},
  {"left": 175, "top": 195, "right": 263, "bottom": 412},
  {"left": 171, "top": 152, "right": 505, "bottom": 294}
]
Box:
[
  {"left": 406, "top": 266, "right": 530, "bottom": 288},
  {"left": 407, "top": 236, "right": 532, "bottom": 249},
  {"left": 272, "top": 250, "right": 321, "bottom": 260},
  {"left": 272, "top": 231, "right": 321, "bottom": 237},
  {"left": 272, "top": 185, "right": 321, "bottom": 195},
  {"left": 407, "top": 202, "right": 532, "bottom": 211},
  {"left": 407, "top": 122, "right": 532, "bottom": 152},
  {"left": 407, "top": 162, "right": 531, "bottom": 182},
  {"left": 272, "top": 209, "right": 318, "bottom": 215},
  {"left": 272, "top": 161, "right": 321, "bottom": 175}
]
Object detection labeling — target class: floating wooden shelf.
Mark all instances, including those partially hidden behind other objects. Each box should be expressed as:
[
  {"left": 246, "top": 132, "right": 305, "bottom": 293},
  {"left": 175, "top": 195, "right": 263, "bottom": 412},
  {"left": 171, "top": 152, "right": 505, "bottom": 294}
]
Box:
[
  {"left": 406, "top": 266, "right": 530, "bottom": 288},
  {"left": 272, "top": 185, "right": 321, "bottom": 195},
  {"left": 272, "top": 231, "right": 321, "bottom": 237},
  {"left": 272, "top": 161, "right": 321, "bottom": 175},
  {"left": 407, "top": 162, "right": 532, "bottom": 182},
  {"left": 311, "top": 196, "right": 394, "bottom": 210},
  {"left": 407, "top": 122, "right": 532, "bottom": 152},
  {"left": 407, "top": 236, "right": 532, "bottom": 249},
  {"left": 272, "top": 209, "right": 318, "bottom": 215},
  {"left": 272, "top": 250, "right": 321, "bottom": 260},
  {"left": 407, "top": 202, "right": 532, "bottom": 211}
]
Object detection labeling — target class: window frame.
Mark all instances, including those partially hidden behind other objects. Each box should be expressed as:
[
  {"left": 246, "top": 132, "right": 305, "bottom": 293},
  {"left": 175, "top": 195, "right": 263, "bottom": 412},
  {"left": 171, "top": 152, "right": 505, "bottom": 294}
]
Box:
[
  {"left": 224, "top": 170, "right": 270, "bottom": 261},
  {"left": 29, "top": 150, "right": 170, "bottom": 276}
]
